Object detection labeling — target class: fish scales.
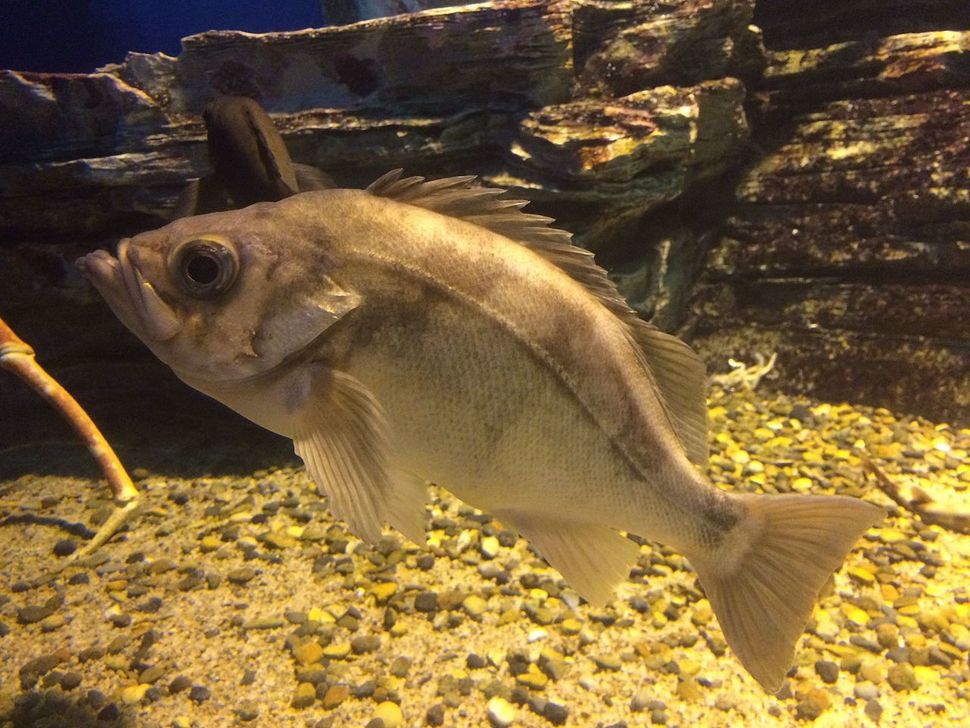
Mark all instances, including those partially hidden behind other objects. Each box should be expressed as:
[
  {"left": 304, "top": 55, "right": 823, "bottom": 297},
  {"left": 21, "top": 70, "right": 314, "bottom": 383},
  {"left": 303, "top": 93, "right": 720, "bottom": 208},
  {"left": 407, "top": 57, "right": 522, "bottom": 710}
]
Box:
[{"left": 288, "top": 190, "right": 716, "bottom": 544}]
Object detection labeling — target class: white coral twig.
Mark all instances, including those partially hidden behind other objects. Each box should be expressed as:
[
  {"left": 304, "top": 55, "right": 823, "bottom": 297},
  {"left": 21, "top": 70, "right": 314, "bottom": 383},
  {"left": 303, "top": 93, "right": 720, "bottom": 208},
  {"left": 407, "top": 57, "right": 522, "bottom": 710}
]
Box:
[{"left": 709, "top": 352, "right": 777, "bottom": 391}]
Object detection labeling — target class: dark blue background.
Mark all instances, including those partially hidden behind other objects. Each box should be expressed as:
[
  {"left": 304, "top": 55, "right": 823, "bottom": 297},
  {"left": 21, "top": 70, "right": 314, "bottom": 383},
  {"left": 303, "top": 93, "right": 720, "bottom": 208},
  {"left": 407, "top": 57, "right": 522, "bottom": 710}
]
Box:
[{"left": 0, "top": 1, "right": 326, "bottom": 73}]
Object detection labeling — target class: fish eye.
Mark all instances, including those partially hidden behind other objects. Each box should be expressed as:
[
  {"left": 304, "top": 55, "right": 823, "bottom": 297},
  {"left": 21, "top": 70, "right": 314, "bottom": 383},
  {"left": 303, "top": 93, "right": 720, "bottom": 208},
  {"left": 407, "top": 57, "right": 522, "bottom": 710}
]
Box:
[{"left": 172, "top": 236, "right": 239, "bottom": 299}]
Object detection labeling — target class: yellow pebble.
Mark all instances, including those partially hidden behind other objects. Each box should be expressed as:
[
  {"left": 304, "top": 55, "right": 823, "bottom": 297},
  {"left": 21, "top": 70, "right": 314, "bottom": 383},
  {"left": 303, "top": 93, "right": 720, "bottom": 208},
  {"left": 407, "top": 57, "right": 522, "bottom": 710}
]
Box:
[
  {"left": 373, "top": 701, "right": 403, "bottom": 728},
  {"left": 516, "top": 665, "right": 549, "bottom": 690},
  {"left": 307, "top": 607, "right": 335, "bottom": 623},
  {"left": 690, "top": 599, "right": 713, "bottom": 626},
  {"left": 848, "top": 567, "right": 875, "bottom": 585},
  {"left": 294, "top": 640, "right": 323, "bottom": 666},
  {"left": 120, "top": 684, "right": 150, "bottom": 705},
  {"left": 370, "top": 582, "right": 398, "bottom": 604},
  {"left": 560, "top": 618, "right": 582, "bottom": 635},
  {"left": 286, "top": 525, "right": 304, "bottom": 538},
  {"left": 792, "top": 476, "right": 814, "bottom": 491},
  {"left": 842, "top": 604, "right": 870, "bottom": 626},
  {"left": 322, "top": 643, "right": 351, "bottom": 659},
  {"left": 199, "top": 535, "right": 221, "bottom": 553}
]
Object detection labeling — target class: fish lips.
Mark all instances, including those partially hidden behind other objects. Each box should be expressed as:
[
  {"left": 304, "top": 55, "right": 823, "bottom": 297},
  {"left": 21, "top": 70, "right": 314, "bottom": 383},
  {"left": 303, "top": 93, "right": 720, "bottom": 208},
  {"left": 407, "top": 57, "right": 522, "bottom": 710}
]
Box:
[{"left": 76, "top": 240, "right": 182, "bottom": 343}]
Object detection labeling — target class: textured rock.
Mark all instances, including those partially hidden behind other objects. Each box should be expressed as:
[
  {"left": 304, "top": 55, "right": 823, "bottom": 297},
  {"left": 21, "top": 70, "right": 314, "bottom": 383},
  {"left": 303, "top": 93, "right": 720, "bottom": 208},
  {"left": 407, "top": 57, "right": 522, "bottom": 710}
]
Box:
[
  {"left": 125, "top": 3, "right": 573, "bottom": 117},
  {"left": 1, "top": 0, "right": 965, "bottom": 444},
  {"left": 691, "top": 23, "right": 970, "bottom": 424},
  {"left": 574, "top": 0, "right": 766, "bottom": 96}
]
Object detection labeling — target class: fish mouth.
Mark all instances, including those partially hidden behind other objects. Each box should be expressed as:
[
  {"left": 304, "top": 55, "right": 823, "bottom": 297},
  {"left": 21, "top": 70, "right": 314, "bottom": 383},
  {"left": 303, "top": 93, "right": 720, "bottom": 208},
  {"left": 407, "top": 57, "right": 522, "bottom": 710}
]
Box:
[{"left": 76, "top": 240, "right": 182, "bottom": 343}]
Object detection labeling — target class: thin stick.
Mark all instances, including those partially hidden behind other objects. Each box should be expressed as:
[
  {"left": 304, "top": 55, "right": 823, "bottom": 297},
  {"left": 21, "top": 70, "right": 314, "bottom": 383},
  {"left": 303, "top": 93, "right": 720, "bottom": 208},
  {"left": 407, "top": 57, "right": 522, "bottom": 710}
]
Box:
[
  {"left": 0, "top": 316, "right": 138, "bottom": 502},
  {"left": 861, "top": 453, "right": 970, "bottom": 535}
]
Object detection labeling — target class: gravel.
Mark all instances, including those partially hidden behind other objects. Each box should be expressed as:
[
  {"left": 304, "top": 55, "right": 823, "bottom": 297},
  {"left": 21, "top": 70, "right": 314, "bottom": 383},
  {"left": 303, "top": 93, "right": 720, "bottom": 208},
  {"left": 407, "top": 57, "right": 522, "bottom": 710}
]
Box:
[{"left": 0, "top": 385, "right": 967, "bottom": 726}]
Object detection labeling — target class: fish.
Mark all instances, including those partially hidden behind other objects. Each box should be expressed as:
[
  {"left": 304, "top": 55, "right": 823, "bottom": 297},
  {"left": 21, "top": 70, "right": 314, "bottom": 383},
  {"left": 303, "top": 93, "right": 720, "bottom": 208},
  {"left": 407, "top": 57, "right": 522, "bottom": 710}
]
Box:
[
  {"left": 76, "top": 170, "right": 883, "bottom": 691},
  {"left": 173, "top": 95, "right": 334, "bottom": 218}
]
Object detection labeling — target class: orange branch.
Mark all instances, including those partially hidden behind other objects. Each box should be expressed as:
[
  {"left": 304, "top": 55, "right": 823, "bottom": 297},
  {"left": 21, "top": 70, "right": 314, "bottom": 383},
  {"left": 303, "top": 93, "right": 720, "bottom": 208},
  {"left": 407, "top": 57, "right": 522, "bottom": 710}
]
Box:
[{"left": 0, "top": 316, "right": 137, "bottom": 502}]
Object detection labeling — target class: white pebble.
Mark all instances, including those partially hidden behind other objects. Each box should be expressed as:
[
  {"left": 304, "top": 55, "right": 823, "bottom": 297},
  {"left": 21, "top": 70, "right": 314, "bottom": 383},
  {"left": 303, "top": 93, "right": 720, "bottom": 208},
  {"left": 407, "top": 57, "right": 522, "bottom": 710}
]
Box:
[{"left": 487, "top": 696, "right": 516, "bottom": 727}]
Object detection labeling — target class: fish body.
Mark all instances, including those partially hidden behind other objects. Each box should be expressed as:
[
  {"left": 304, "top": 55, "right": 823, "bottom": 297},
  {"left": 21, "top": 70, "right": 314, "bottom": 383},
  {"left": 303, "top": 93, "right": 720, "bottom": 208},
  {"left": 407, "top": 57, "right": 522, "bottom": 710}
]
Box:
[
  {"left": 173, "top": 96, "right": 334, "bottom": 218},
  {"left": 78, "top": 172, "right": 882, "bottom": 691}
]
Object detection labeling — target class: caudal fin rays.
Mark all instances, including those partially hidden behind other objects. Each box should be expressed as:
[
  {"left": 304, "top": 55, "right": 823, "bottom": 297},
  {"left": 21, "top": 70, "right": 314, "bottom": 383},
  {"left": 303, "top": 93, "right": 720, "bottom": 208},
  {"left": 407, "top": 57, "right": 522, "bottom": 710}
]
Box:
[{"left": 690, "top": 493, "right": 883, "bottom": 691}]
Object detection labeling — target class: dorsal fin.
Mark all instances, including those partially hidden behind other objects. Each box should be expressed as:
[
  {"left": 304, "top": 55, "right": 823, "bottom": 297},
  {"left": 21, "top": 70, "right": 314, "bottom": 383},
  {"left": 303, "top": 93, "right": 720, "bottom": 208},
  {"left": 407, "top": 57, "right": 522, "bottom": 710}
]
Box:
[{"left": 367, "top": 169, "right": 709, "bottom": 467}]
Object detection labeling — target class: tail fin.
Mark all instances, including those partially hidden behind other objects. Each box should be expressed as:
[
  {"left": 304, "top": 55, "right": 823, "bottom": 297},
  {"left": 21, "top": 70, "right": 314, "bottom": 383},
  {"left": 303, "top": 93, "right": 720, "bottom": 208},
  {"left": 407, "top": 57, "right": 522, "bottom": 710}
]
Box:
[{"left": 690, "top": 493, "right": 883, "bottom": 692}]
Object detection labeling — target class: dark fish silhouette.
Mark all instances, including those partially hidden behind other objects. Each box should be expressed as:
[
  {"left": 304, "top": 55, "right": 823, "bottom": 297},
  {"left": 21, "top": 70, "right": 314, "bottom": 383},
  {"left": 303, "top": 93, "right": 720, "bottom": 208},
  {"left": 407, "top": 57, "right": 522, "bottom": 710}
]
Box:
[{"left": 173, "top": 96, "right": 334, "bottom": 217}]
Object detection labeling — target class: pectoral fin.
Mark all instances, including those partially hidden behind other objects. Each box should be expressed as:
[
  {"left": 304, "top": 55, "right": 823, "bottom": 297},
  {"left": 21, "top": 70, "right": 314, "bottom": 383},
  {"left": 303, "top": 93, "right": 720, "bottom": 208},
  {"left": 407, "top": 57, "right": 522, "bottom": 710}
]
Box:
[
  {"left": 293, "top": 369, "right": 427, "bottom": 545},
  {"left": 497, "top": 510, "right": 640, "bottom": 607}
]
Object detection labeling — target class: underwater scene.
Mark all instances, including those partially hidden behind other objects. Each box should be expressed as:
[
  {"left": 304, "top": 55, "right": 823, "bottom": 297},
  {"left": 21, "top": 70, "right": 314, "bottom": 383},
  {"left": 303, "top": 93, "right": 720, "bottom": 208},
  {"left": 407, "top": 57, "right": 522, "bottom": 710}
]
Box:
[{"left": 1, "top": 1, "right": 968, "bottom": 727}]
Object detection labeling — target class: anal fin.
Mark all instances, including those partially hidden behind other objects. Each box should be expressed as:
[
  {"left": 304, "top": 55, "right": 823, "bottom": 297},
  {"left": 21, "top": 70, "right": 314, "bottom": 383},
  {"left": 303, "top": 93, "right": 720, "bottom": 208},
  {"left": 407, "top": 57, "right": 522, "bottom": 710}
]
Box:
[
  {"left": 498, "top": 511, "right": 639, "bottom": 607},
  {"left": 387, "top": 468, "right": 428, "bottom": 545}
]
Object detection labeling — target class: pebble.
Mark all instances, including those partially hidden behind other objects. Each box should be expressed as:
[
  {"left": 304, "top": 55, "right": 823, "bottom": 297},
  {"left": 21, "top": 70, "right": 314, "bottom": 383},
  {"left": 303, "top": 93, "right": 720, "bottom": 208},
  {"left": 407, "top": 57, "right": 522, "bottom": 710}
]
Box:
[
  {"left": 463, "top": 595, "right": 488, "bottom": 618},
  {"left": 60, "top": 672, "right": 82, "bottom": 691},
  {"left": 235, "top": 702, "right": 260, "bottom": 721},
  {"left": 480, "top": 536, "right": 500, "bottom": 559},
  {"left": 292, "top": 681, "right": 316, "bottom": 709},
  {"left": 146, "top": 558, "right": 176, "bottom": 574},
  {"left": 876, "top": 622, "right": 900, "bottom": 649},
  {"left": 52, "top": 539, "right": 77, "bottom": 557},
  {"left": 426, "top": 703, "right": 445, "bottom": 726},
  {"left": 97, "top": 704, "right": 120, "bottom": 721},
  {"left": 675, "top": 677, "right": 703, "bottom": 702},
  {"left": 39, "top": 614, "right": 66, "bottom": 632},
  {"left": 188, "top": 685, "right": 211, "bottom": 703},
  {"left": 415, "top": 591, "right": 438, "bottom": 612},
  {"left": 294, "top": 640, "right": 324, "bottom": 666},
  {"left": 593, "top": 653, "right": 622, "bottom": 671},
  {"left": 323, "top": 642, "right": 351, "bottom": 659},
  {"left": 78, "top": 646, "right": 104, "bottom": 663},
  {"left": 104, "top": 611, "right": 130, "bottom": 627},
  {"left": 139, "top": 666, "right": 165, "bottom": 684},
  {"left": 887, "top": 663, "right": 919, "bottom": 691},
  {"left": 815, "top": 659, "right": 839, "bottom": 684},
  {"left": 543, "top": 701, "right": 568, "bottom": 725},
  {"left": 795, "top": 688, "right": 831, "bottom": 720},
  {"left": 106, "top": 634, "right": 130, "bottom": 654},
  {"left": 321, "top": 684, "right": 349, "bottom": 709},
  {"left": 168, "top": 675, "right": 192, "bottom": 694},
  {"left": 370, "top": 582, "right": 398, "bottom": 603},
  {"left": 630, "top": 688, "right": 652, "bottom": 711},
  {"left": 487, "top": 697, "right": 516, "bottom": 727},
  {"left": 120, "top": 684, "right": 150, "bottom": 705},
  {"left": 390, "top": 656, "right": 412, "bottom": 677},
  {"left": 227, "top": 566, "right": 256, "bottom": 584},
  {"left": 352, "top": 634, "right": 381, "bottom": 654},
  {"left": 865, "top": 699, "right": 884, "bottom": 721},
  {"left": 17, "top": 604, "right": 53, "bottom": 624},
  {"left": 373, "top": 701, "right": 404, "bottom": 728}
]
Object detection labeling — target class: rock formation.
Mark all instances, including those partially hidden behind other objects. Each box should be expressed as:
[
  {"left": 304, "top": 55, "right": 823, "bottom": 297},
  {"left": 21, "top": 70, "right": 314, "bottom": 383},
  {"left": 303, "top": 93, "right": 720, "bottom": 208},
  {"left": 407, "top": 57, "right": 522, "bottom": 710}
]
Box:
[{"left": 1, "top": 0, "right": 967, "bottom": 455}]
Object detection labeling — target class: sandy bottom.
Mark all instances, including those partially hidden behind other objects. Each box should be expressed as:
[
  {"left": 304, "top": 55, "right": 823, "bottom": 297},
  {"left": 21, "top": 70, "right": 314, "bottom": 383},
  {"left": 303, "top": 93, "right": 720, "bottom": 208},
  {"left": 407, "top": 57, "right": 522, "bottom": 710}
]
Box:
[{"left": 1, "top": 384, "right": 968, "bottom": 728}]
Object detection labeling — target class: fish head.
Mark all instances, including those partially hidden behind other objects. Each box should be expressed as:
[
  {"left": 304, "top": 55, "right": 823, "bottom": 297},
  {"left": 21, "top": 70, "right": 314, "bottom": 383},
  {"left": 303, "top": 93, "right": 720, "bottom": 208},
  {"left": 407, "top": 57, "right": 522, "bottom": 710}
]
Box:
[{"left": 76, "top": 201, "right": 359, "bottom": 383}]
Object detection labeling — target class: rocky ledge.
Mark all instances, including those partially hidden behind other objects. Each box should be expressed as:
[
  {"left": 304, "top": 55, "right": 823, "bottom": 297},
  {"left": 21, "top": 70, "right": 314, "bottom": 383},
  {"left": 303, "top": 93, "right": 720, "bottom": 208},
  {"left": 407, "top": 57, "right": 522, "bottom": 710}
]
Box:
[{"left": 0, "top": 0, "right": 967, "bottom": 438}]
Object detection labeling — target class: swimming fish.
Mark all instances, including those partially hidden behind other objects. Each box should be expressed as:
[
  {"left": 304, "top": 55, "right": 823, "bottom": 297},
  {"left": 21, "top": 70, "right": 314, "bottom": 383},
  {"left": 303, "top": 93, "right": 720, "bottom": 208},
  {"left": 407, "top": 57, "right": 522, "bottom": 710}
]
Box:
[
  {"left": 76, "top": 171, "right": 883, "bottom": 691},
  {"left": 173, "top": 95, "right": 334, "bottom": 218}
]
